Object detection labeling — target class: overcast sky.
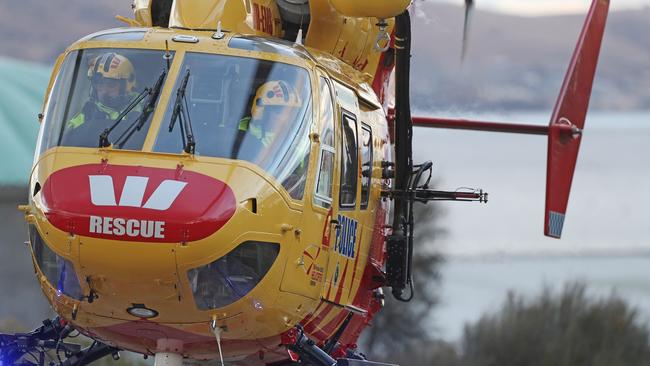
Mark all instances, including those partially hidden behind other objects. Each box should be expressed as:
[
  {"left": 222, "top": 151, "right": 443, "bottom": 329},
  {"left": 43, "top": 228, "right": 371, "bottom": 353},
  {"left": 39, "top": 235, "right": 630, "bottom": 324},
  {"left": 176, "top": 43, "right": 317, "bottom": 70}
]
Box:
[{"left": 439, "top": 0, "right": 649, "bottom": 15}]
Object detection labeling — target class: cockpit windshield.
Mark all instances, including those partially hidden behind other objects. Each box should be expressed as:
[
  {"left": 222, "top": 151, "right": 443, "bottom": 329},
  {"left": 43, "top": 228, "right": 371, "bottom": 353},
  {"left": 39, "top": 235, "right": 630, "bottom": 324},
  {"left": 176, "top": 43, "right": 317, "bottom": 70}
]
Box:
[
  {"left": 36, "top": 48, "right": 172, "bottom": 155},
  {"left": 153, "top": 52, "right": 312, "bottom": 200}
]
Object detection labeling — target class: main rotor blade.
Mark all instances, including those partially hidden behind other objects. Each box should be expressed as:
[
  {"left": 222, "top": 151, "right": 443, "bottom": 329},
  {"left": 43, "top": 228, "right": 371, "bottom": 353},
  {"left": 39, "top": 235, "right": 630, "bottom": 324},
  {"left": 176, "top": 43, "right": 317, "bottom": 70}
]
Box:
[{"left": 462, "top": 0, "right": 474, "bottom": 61}]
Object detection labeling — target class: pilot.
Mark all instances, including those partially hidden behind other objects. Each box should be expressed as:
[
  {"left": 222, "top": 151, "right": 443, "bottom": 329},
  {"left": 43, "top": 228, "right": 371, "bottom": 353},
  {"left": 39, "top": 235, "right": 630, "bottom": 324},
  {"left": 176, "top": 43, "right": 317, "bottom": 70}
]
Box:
[
  {"left": 67, "top": 52, "right": 138, "bottom": 131},
  {"left": 237, "top": 80, "right": 302, "bottom": 150},
  {"left": 235, "top": 80, "right": 309, "bottom": 198}
]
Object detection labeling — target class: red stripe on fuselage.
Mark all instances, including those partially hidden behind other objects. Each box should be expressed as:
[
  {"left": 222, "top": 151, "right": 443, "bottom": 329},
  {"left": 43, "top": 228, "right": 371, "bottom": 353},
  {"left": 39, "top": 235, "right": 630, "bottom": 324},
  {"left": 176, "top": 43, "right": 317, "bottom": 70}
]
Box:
[
  {"left": 347, "top": 229, "right": 364, "bottom": 299},
  {"left": 308, "top": 308, "right": 349, "bottom": 342},
  {"left": 302, "top": 303, "right": 334, "bottom": 334},
  {"left": 299, "top": 301, "right": 326, "bottom": 328},
  {"left": 333, "top": 260, "right": 349, "bottom": 304},
  {"left": 325, "top": 268, "right": 335, "bottom": 300}
]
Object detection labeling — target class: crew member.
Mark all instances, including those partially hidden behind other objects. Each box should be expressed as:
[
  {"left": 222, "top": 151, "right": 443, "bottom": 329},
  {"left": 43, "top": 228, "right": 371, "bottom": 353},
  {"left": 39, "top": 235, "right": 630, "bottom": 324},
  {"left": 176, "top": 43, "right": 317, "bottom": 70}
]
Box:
[
  {"left": 234, "top": 80, "right": 309, "bottom": 198},
  {"left": 238, "top": 80, "right": 302, "bottom": 145},
  {"left": 67, "top": 52, "right": 138, "bottom": 132}
]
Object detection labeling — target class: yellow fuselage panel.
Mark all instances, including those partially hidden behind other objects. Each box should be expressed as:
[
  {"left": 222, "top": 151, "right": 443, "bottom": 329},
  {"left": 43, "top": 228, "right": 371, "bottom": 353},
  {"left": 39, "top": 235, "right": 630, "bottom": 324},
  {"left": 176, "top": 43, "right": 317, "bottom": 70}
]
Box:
[
  {"left": 127, "top": 0, "right": 395, "bottom": 82},
  {"left": 170, "top": 0, "right": 258, "bottom": 35},
  {"left": 305, "top": 1, "right": 395, "bottom": 77},
  {"left": 328, "top": 0, "right": 410, "bottom": 19},
  {"left": 30, "top": 149, "right": 315, "bottom": 338},
  {"left": 132, "top": 0, "right": 154, "bottom": 26}
]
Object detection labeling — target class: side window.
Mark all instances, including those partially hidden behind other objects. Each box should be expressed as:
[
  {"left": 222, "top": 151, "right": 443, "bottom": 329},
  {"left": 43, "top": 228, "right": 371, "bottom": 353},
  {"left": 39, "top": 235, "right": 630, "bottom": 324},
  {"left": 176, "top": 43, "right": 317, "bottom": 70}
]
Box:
[
  {"left": 360, "top": 124, "right": 373, "bottom": 209},
  {"left": 36, "top": 52, "right": 77, "bottom": 157},
  {"left": 314, "top": 77, "right": 335, "bottom": 208},
  {"left": 340, "top": 112, "right": 358, "bottom": 208}
]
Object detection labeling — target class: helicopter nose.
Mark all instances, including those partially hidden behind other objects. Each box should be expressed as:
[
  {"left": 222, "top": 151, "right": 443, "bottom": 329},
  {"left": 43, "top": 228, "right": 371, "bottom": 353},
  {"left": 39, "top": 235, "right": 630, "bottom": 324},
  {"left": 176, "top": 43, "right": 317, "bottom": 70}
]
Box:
[{"left": 40, "top": 164, "right": 237, "bottom": 242}]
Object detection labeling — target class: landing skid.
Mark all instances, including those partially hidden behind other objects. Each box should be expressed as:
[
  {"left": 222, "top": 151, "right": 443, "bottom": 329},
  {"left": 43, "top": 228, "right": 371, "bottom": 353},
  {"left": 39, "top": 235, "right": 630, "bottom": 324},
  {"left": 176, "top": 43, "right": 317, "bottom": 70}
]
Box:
[
  {"left": 280, "top": 326, "right": 398, "bottom": 366},
  {"left": 0, "top": 317, "right": 119, "bottom": 366},
  {"left": 269, "top": 358, "right": 398, "bottom": 366},
  {"left": 336, "top": 360, "right": 398, "bottom": 366},
  {"left": 1, "top": 318, "right": 397, "bottom": 366}
]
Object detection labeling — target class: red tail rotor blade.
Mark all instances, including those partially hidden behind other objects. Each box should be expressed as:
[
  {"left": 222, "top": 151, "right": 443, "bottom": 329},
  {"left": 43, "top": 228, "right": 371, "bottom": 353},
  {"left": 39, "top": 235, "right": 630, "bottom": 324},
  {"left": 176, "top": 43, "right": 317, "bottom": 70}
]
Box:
[{"left": 545, "top": 0, "right": 610, "bottom": 238}]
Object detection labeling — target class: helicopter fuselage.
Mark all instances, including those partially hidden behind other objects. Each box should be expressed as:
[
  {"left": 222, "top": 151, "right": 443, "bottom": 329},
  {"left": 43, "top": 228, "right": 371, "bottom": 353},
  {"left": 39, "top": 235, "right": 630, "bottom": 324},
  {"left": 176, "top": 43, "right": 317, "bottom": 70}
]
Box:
[{"left": 26, "top": 24, "right": 394, "bottom": 364}]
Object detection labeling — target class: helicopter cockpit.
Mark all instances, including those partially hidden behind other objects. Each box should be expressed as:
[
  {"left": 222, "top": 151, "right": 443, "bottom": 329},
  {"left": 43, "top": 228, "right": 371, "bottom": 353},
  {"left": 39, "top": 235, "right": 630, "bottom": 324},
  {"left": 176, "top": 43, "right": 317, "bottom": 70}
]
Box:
[
  {"left": 153, "top": 52, "right": 312, "bottom": 200},
  {"left": 37, "top": 48, "right": 173, "bottom": 153},
  {"left": 35, "top": 40, "right": 313, "bottom": 200}
]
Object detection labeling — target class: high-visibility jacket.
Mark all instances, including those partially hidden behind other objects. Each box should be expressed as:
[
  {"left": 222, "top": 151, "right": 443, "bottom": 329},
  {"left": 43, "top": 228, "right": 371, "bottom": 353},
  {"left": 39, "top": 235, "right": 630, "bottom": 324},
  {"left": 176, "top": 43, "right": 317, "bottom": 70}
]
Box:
[
  {"left": 67, "top": 101, "right": 120, "bottom": 129},
  {"left": 237, "top": 116, "right": 275, "bottom": 148},
  {"left": 237, "top": 116, "right": 309, "bottom": 176},
  {"left": 67, "top": 95, "right": 141, "bottom": 129}
]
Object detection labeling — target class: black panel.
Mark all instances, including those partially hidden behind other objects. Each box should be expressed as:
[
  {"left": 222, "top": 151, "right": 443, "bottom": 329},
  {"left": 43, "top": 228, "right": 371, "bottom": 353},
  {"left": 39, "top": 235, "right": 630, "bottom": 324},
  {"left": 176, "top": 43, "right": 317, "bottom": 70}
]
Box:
[{"left": 151, "top": 0, "right": 173, "bottom": 28}]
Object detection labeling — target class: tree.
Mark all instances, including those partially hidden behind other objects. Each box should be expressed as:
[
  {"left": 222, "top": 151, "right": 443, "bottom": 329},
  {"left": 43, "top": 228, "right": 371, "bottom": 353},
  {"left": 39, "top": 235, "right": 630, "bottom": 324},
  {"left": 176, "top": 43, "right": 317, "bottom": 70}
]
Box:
[
  {"left": 361, "top": 202, "right": 446, "bottom": 361},
  {"left": 391, "top": 339, "right": 461, "bottom": 366},
  {"left": 461, "top": 283, "right": 650, "bottom": 366}
]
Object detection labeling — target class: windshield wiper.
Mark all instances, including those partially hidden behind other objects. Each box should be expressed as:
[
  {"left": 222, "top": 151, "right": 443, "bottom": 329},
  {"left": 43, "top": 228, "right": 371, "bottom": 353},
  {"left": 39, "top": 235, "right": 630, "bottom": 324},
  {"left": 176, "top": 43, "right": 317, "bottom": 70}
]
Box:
[
  {"left": 168, "top": 69, "right": 196, "bottom": 154},
  {"left": 98, "top": 86, "right": 151, "bottom": 148},
  {"left": 112, "top": 70, "right": 167, "bottom": 149}
]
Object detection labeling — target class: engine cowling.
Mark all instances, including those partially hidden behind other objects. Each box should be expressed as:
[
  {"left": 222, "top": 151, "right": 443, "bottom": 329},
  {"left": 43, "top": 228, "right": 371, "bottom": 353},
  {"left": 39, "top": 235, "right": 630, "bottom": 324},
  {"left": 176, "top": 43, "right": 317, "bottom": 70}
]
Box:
[{"left": 329, "top": 0, "right": 410, "bottom": 19}]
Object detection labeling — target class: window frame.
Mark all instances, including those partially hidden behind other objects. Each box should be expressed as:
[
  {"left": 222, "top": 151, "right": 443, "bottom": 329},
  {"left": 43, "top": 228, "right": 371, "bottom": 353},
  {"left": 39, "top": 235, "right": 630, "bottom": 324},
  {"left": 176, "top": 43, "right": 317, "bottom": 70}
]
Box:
[
  {"left": 360, "top": 123, "right": 373, "bottom": 210},
  {"left": 313, "top": 76, "right": 336, "bottom": 209},
  {"left": 339, "top": 110, "right": 358, "bottom": 210}
]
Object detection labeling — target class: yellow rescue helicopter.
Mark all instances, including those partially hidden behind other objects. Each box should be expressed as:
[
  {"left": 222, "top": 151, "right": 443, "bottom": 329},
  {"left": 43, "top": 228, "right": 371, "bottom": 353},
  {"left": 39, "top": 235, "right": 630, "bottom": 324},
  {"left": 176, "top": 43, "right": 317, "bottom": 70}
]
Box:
[{"left": 1, "top": 0, "right": 610, "bottom": 365}]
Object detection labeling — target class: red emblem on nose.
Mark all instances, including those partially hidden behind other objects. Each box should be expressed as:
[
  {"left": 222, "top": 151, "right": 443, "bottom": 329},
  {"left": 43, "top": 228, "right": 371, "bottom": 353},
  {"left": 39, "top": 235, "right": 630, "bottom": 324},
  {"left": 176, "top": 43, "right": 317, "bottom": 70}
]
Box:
[{"left": 41, "top": 164, "right": 236, "bottom": 243}]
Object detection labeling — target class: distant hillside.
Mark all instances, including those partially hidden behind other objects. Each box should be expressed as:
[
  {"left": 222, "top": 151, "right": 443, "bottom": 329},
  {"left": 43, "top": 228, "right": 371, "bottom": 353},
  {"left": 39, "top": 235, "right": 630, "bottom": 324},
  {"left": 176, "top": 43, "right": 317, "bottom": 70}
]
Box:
[
  {"left": 0, "top": 1, "right": 648, "bottom": 111},
  {"left": 0, "top": 0, "right": 130, "bottom": 63},
  {"left": 410, "top": 3, "right": 650, "bottom": 111}
]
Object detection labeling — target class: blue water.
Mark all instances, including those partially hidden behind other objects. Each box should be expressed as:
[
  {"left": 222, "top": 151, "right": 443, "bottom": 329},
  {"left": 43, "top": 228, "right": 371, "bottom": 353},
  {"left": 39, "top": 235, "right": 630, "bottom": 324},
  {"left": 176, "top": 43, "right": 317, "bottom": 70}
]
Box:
[
  {"left": 412, "top": 110, "right": 650, "bottom": 256},
  {"left": 412, "top": 110, "right": 650, "bottom": 341}
]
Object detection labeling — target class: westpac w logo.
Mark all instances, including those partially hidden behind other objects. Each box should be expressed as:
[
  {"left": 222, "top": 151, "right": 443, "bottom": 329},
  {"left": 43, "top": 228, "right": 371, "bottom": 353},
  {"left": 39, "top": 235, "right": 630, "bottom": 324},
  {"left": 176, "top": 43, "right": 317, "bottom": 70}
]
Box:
[{"left": 89, "top": 175, "right": 187, "bottom": 211}]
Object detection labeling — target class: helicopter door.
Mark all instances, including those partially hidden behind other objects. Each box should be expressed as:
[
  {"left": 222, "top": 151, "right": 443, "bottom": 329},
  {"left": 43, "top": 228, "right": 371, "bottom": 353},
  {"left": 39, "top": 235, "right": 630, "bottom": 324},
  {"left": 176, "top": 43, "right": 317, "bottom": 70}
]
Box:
[
  {"left": 320, "top": 82, "right": 362, "bottom": 306},
  {"left": 280, "top": 75, "right": 337, "bottom": 300}
]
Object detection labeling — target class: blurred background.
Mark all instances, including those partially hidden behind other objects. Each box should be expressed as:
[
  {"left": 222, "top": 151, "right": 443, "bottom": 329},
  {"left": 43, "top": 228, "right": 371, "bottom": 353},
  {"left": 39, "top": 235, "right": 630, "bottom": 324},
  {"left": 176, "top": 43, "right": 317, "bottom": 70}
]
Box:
[{"left": 1, "top": 0, "right": 648, "bottom": 364}]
